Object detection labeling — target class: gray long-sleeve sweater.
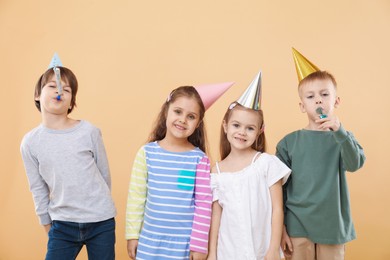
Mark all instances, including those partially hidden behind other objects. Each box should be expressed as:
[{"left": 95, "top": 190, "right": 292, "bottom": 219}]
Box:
[{"left": 20, "top": 120, "right": 116, "bottom": 225}]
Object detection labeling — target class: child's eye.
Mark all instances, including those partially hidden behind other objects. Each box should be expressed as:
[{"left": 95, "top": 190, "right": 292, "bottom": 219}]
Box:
[
  {"left": 232, "top": 123, "right": 240, "bottom": 128},
  {"left": 322, "top": 93, "right": 329, "bottom": 97},
  {"left": 188, "top": 114, "right": 196, "bottom": 120},
  {"left": 174, "top": 109, "right": 181, "bottom": 114},
  {"left": 247, "top": 127, "right": 255, "bottom": 131},
  {"left": 307, "top": 95, "right": 313, "bottom": 99}
]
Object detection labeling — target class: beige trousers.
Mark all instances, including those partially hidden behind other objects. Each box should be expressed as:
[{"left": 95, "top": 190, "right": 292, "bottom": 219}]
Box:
[{"left": 285, "top": 237, "right": 345, "bottom": 260}]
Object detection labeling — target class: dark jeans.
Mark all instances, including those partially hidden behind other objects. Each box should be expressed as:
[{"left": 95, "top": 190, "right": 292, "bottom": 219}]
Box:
[{"left": 46, "top": 218, "right": 115, "bottom": 260}]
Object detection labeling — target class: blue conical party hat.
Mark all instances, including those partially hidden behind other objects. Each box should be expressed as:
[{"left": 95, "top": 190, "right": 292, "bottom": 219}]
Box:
[{"left": 48, "top": 52, "right": 63, "bottom": 69}]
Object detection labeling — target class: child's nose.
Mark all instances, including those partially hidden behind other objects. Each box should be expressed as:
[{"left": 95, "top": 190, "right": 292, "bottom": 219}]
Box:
[
  {"left": 238, "top": 129, "right": 246, "bottom": 135},
  {"left": 179, "top": 116, "right": 186, "bottom": 123}
]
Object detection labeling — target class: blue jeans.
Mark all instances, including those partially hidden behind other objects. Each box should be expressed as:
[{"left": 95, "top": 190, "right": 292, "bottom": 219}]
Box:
[{"left": 46, "top": 218, "right": 115, "bottom": 260}]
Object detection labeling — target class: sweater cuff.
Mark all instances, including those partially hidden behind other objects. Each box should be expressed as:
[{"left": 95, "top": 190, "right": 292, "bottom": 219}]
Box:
[
  {"left": 39, "top": 213, "right": 52, "bottom": 225},
  {"left": 125, "top": 235, "right": 140, "bottom": 240},
  {"left": 190, "top": 244, "right": 208, "bottom": 254},
  {"left": 333, "top": 124, "right": 348, "bottom": 143}
]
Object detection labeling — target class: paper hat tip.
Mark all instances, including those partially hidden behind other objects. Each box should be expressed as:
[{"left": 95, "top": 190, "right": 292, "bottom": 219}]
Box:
[{"left": 48, "top": 52, "right": 63, "bottom": 69}]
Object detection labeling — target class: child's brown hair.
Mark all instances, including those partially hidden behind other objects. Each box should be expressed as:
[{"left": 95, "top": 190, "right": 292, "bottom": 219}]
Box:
[{"left": 34, "top": 67, "right": 78, "bottom": 114}]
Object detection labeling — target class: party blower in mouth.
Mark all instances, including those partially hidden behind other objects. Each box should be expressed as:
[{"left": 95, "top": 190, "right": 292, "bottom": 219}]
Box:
[
  {"left": 54, "top": 67, "right": 62, "bottom": 101},
  {"left": 316, "top": 107, "right": 327, "bottom": 119}
]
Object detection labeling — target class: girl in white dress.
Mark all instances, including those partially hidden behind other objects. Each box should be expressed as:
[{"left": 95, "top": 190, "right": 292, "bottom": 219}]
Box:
[{"left": 207, "top": 72, "right": 291, "bottom": 260}]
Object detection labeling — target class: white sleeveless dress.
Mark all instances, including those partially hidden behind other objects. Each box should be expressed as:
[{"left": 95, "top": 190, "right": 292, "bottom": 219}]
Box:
[{"left": 211, "top": 152, "right": 291, "bottom": 260}]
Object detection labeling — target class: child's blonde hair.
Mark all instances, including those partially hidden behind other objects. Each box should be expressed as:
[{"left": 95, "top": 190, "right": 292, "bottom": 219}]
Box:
[
  {"left": 219, "top": 103, "right": 266, "bottom": 160},
  {"left": 298, "top": 71, "right": 337, "bottom": 89},
  {"left": 148, "top": 86, "right": 209, "bottom": 153}
]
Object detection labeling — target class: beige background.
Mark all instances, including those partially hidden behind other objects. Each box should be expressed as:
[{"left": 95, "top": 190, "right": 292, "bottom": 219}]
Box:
[{"left": 1, "top": 0, "right": 389, "bottom": 259}]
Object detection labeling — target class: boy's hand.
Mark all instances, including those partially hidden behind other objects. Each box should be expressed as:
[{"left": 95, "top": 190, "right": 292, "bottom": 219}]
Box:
[
  {"left": 190, "top": 251, "right": 207, "bottom": 260},
  {"left": 281, "top": 226, "right": 293, "bottom": 258},
  {"left": 127, "top": 239, "right": 138, "bottom": 259},
  {"left": 43, "top": 223, "right": 51, "bottom": 234},
  {"left": 316, "top": 114, "right": 340, "bottom": 131}
]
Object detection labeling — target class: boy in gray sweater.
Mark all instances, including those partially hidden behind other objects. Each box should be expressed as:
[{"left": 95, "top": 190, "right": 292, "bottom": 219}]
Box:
[{"left": 20, "top": 54, "right": 116, "bottom": 260}]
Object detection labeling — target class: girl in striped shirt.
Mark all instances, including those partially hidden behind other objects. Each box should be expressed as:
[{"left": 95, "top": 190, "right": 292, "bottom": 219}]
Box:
[{"left": 126, "top": 86, "right": 212, "bottom": 260}]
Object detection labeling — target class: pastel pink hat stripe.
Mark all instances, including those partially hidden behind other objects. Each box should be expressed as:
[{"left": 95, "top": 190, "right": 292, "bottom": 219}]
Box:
[{"left": 194, "top": 82, "right": 234, "bottom": 110}]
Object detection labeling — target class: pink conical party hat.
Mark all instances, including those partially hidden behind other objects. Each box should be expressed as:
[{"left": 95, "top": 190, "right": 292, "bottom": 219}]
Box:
[{"left": 194, "top": 82, "right": 234, "bottom": 110}]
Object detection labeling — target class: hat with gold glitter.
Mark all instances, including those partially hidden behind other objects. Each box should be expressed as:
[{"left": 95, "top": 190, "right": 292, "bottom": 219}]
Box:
[{"left": 292, "top": 48, "right": 320, "bottom": 82}]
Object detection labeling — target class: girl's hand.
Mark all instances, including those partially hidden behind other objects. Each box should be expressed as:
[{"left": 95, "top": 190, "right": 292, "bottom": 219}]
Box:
[
  {"left": 281, "top": 226, "right": 293, "bottom": 258},
  {"left": 206, "top": 252, "right": 217, "bottom": 260},
  {"left": 265, "top": 249, "right": 281, "bottom": 260},
  {"left": 190, "top": 251, "right": 207, "bottom": 260},
  {"left": 315, "top": 114, "right": 340, "bottom": 131},
  {"left": 127, "top": 239, "right": 138, "bottom": 259}
]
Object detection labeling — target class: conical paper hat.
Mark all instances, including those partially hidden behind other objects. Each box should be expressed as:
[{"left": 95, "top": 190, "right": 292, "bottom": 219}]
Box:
[
  {"left": 292, "top": 48, "right": 320, "bottom": 82},
  {"left": 48, "top": 52, "right": 63, "bottom": 69},
  {"left": 195, "top": 82, "right": 234, "bottom": 110},
  {"left": 236, "top": 71, "right": 262, "bottom": 110}
]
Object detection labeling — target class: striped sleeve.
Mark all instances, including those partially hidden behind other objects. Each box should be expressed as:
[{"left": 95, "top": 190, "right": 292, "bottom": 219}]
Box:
[
  {"left": 125, "top": 147, "right": 148, "bottom": 239},
  {"left": 189, "top": 156, "right": 212, "bottom": 254}
]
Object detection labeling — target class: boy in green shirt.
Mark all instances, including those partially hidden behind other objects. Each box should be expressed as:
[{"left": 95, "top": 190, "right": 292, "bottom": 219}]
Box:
[{"left": 276, "top": 48, "right": 365, "bottom": 260}]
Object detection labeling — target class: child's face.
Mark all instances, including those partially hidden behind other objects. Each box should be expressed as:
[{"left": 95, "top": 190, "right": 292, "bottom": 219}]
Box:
[
  {"left": 298, "top": 78, "right": 340, "bottom": 121},
  {"left": 223, "top": 107, "right": 262, "bottom": 151},
  {"left": 165, "top": 96, "right": 201, "bottom": 141},
  {"left": 35, "top": 75, "right": 72, "bottom": 116}
]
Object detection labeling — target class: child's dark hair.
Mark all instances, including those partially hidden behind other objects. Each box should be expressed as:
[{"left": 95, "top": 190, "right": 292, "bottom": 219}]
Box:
[
  {"left": 219, "top": 103, "right": 266, "bottom": 160},
  {"left": 298, "top": 70, "right": 337, "bottom": 89},
  {"left": 34, "top": 67, "right": 78, "bottom": 114},
  {"left": 148, "top": 86, "right": 208, "bottom": 153}
]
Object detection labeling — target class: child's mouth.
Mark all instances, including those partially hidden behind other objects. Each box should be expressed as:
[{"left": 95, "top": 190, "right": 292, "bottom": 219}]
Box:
[{"left": 316, "top": 107, "right": 327, "bottom": 119}]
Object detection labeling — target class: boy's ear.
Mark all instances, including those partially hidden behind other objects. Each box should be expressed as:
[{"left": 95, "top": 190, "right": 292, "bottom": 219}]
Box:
[
  {"left": 299, "top": 102, "right": 306, "bottom": 113},
  {"left": 334, "top": 96, "right": 341, "bottom": 108}
]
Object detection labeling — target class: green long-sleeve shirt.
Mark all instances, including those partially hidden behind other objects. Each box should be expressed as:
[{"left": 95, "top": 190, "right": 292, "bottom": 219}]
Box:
[{"left": 276, "top": 125, "right": 365, "bottom": 244}]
